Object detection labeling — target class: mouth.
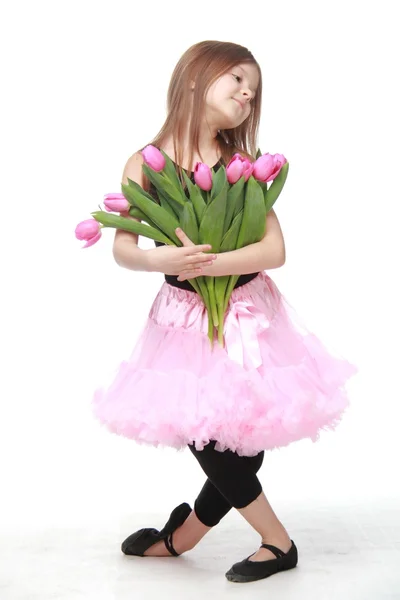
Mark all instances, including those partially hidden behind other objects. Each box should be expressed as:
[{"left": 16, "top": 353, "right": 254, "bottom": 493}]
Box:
[{"left": 233, "top": 98, "right": 244, "bottom": 109}]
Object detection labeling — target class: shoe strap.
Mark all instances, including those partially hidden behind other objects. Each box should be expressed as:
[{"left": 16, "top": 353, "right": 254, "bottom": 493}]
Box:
[
  {"left": 260, "top": 543, "right": 287, "bottom": 558},
  {"left": 164, "top": 533, "right": 180, "bottom": 557}
]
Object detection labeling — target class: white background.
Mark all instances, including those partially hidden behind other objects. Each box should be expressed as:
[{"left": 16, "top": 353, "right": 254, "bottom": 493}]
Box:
[{"left": 1, "top": 0, "right": 399, "bottom": 537}]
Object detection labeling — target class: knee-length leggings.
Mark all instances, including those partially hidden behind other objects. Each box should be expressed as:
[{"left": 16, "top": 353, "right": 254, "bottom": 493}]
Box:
[{"left": 188, "top": 440, "right": 265, "bottom": 527}]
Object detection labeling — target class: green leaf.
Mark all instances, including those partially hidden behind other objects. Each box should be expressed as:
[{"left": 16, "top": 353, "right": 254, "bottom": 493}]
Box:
[
  {"left": 127, "top": 178, "right": 157, "bottom": 203},
  {"left": 91, "top": 211, "right": 173, "bottom": 245},
  {"left": 182, "top": 170, "right": 206, "bottom": 224},
  {"left": 223, "top": 177, "right": 245, "bottom": 236},
  {"left": 237, "top": 176, "right": 267, "bottom": 248},
  {"left": 142, "top": 164, "right": 186, "bottom": 205},
  {"left": 121, "top": 183, "right": 181, "bottom": 245},
  {"left": 256, "top": 148, "right": 262, "bottom": 159},
  {"left": 181, "top": 169, "right": 193, "bottom": 192},
  {"left": 210, "top": 166, "right": 227, "bottom": 201},
  {"left": 220, "top": 210, "right": 243, "bottom": 252},
  {"left": 190, "top": 187, "right": 207, "bottom": 224},
  {"left": 198, "top": 181, "right": 228, "bottom": 252},
  {"left": 222, "top": 177, "right": 267, "bottom": 313},
  {"left": 265, "top": 162, "right": 289, "bottom": 211},
  {"left": 180, "top": 202, "right": 199, "bottom": 244},
  {"left": 127, "top": 207, "right": 158, "bottom": 229},
  {"left": 158, "top": 149, "right": 182, "bottom": 190},
  {"left": 128, "top": 207, "right": 145, "bottom": 220},
  {"left": 157, "top": 189, "right": 183, "bottom": 219},
  {"left": 158, "top": 192, "right": 181, "bottom": 220},
  {"left": 255, "top": 180, "right": 268, "bottom": 210},
  {"left": 232, "top": 181, "right": 246, "bottom": 219}
]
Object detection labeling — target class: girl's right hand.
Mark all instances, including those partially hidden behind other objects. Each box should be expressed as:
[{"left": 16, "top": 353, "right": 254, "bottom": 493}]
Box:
[{"left": 147, "top": 243, "right": 216, "bottom": 276}]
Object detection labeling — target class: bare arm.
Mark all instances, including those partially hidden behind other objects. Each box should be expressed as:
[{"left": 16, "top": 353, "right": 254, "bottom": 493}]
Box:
[
  {"left": 179, "top": 209, "right": 286, "bottom": 279},
  {"left": 112, "top": 152, "right": 152, "bottom": 272}
]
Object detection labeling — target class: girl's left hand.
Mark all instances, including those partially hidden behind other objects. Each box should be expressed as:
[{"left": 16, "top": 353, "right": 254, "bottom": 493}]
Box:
[{"left": 175, "top": 228, "right": 215, "bottom": 281}]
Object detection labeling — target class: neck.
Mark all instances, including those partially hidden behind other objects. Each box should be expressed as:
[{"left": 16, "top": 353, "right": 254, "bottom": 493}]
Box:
[
  {"left": 185, "top": 120, "right": 219, "bottom": 155},
  {"left": 162, "top": 118, "right": 221, "bottom": 170}
]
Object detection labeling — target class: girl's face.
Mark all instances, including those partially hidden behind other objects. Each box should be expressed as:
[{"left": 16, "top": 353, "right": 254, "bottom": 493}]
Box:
[{"left": 204, "top": 63, "right": 260, "bottom": 130}]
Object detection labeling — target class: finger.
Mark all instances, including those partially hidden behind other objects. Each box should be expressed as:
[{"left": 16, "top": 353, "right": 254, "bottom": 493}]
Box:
[
  {"left": 177, "top": 267, "right": 203, "bottom": 281},
  {"left": 182, "top": 263, "right": 204, "bottom": 272},
  {"left": 185, "top": 245, "right": 213, "bottom": 255},
  {"left": 198, "top": 255, "right": 216, "bottom": 263},
  {"left": 175, "top": 228, "right": 195, "bottom": 247},
  {"left": 177, "top": 273, "right": 195, "bottom": 281},
  {"left": 175, "top": 228, "right": 211, "bottom": 254},
  {"left": 185, "top": 257, "right": 214, "bottom": 268}
]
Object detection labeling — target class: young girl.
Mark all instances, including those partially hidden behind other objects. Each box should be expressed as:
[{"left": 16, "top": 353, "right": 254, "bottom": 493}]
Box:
[{"left": 93, "top": 40, "right": 357, "bottom": 584}]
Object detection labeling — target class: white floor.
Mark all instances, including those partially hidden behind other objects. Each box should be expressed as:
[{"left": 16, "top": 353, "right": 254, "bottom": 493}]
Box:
[{"left": 1, "top": 498, "right": 399, "bottom": 600}]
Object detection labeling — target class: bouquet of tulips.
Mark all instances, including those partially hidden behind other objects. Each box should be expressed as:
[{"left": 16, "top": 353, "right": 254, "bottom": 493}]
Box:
[{"left": 75, "top": 145, "right": 289, "bottom": 347}]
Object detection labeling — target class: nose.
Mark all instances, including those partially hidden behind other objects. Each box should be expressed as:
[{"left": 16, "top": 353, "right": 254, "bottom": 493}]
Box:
[{"left": 241, "top": 88, "right": 254, "bottom": 103}]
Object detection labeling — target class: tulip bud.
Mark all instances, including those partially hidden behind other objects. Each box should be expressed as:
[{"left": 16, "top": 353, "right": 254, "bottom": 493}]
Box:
[
  {"left": 242, "top": 159, "right": 254, "bottom": 181},
  {"left": 253, "top": 153, "right": 287, "bottom": 183},
  {"left": 141, "top": 145, "right": 166, "bottom": 172},
  {"left": 103, "top": 193, "right": 130, "bottom": 213},
  {"left": 268, "top": 154, "right": 287, "bottom": 182},
  {"left": 226, "top": 155, "right": 244, "bottom": 184},
  {"left": 226, "top": 153, "right": 254, "bottom": 183},
  {"left": 194, "top": 162, "right": 213, "bottom": 191},
  {"left": 75, "top": 219, "right": 102, "bottom": 248},
  {"left": 253, "top": 154, "right": 274, "bottom": 182}
]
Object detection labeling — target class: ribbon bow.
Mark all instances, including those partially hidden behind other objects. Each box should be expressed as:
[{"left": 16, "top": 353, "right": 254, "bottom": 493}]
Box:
[{"left": 223, "top": 300, "right": 270, "bottom": 369}]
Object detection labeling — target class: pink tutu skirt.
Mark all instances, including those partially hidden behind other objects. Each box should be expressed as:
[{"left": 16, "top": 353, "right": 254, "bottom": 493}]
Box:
[{"left": 92, "top": 273, "right": 357, "bottom": 456}]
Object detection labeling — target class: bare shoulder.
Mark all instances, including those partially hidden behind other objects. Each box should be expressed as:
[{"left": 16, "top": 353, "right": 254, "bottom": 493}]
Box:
[
  {"left": 122, "top": 150, "right": 149, "bottom": 190},
  {"left": 114, "top": 150, "right": 148, "bottom": 249},
  {"left": 262, "top": 207, "right": 285, "bottom": 245},
  {"left": 266, "top": 207, "right": 280, "bottom": 224}
]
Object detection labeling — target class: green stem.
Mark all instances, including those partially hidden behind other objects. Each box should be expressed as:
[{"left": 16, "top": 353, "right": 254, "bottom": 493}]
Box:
[
  {"left": 204, "top": 276, "right": 218, "bottom": 327},
  {"left": 191, "top": 276, "right": 215, "bottom": 348},
  {"left": 217, "top": 301, "right": 225, "bottom": 347},
  {"left": 223, "top": 275, "right": 238, "bottom": 315},
  {"left": 208, "top": 312, "right": 215, "bottom": 346},
  {"left": 206, "top": 277, "right": 219, "bottom": 327}
]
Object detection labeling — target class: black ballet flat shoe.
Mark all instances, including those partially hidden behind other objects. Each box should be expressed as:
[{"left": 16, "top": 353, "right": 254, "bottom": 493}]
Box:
[
  {"left": 225, "top": 539, "right": 298, "bottom": 583},
  {"left": 121, "top": 502, "right": 192, "bottom": 557}
]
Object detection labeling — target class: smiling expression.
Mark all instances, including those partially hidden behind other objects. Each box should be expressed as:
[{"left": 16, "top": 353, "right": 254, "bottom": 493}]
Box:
[{"left": 204, "top": 63, "right": 260, "bottom": 130}]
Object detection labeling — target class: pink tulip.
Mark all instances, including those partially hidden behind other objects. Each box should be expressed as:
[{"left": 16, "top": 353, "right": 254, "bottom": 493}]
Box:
[
  {"left": 226, "top": 155, "right": 244, "bottom": 184},
  {"left": 194, "top": 162, "right": 213, "bottom": 191},
  {"left": 226, "top": 153, "right": 254, "bottom": 184},
  {"left": 141, "top": 145, "right": 166, "bottom": 172},
  {"left": 75, "top": 219, "right": 102, "bottom": 248},
  {"left": 103, "top": 193, "right": 130, "bottom": 213},
  {"left": 253, "top": 153, "right": 287, "bottom": 183},
  {"left": 242, "top": 160, "right": 254, "bottom": 181}
]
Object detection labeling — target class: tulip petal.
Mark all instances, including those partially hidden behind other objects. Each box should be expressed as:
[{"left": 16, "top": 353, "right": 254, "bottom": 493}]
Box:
[
  {"left": 82, "top": 231, "right": 102, "bottom": 248},
  {"left": 75, "top": 219, "right": 101, "bottom": 240},
  {"left": 194, "top": 163, "right": 213, "bottom": 191},
  {"left": 103, "top": 192, "right": 126, "bottom": 201},
  {"left": 142, "top": 145, "right": 166, "bottom": 172},
  {"left": 253, "top": 154, "right": 275, "bottom": 182},
  {"left": 226, "top": 156, "right": 244, "bottom": 184},
  {"left": 104, "top": 197, "right": 130, "bottom": 212}
]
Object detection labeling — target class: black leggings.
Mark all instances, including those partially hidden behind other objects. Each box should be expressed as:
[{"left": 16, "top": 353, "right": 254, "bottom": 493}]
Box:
[{"left": 188, "top": 441, "right": 264, "bottom": 527}]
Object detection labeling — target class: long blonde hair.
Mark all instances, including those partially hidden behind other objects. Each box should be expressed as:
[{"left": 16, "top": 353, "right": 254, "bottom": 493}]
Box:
[{"left": 147, "top": 40, "right": 262, "bottom": 174}]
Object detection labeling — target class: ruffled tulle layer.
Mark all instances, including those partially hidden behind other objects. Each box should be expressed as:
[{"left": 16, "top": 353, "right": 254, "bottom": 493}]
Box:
[{"left": 92, "top": 273, "right": 357, "bottom": 456}]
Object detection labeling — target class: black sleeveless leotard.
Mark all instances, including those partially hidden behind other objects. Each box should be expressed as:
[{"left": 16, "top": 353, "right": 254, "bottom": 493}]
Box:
[{"left": 149, "top": 160, "right": 259, "bottom": 293}]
